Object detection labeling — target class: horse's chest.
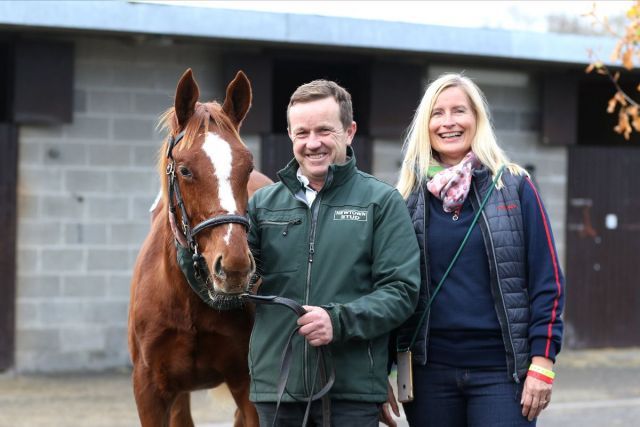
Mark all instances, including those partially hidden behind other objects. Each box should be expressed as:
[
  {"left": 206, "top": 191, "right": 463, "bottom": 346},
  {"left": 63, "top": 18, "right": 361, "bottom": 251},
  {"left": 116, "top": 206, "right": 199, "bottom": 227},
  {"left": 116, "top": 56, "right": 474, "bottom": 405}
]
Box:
[{"left": 197, "top": 309, "right": 253, "bottom": 336}]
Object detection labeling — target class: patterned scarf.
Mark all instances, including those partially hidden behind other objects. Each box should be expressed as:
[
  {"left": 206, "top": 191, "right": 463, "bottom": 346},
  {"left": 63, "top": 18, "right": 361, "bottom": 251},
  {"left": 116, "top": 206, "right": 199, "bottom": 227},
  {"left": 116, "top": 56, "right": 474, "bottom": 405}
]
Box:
[{"left": 426, "top": 151, "right": 480, "bottom": 213}]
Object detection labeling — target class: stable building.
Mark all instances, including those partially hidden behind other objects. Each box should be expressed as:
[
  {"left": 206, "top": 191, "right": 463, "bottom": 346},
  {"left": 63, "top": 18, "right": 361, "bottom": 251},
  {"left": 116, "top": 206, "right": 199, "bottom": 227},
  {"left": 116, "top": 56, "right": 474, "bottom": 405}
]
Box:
[{"left": 0, "top": 1, "right": 637, "bottom": 372}]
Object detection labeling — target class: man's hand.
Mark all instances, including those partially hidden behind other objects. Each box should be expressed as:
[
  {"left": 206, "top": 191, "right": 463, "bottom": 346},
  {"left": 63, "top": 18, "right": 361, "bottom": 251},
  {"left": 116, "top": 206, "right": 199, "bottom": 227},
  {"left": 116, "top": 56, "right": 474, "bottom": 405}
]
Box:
[
  {"left": 379, "top": 378, "right": 400, "bottom": 427},
  {"left": 298, "top": 306, "right": 333, "bottom": 346}
]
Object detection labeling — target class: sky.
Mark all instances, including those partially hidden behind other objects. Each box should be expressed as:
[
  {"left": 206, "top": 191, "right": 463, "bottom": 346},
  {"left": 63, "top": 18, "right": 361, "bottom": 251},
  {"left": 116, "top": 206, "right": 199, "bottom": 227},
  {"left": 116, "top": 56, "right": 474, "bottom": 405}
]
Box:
[{"left": 145, "top": 1, "right": 632, "bottom": 33}]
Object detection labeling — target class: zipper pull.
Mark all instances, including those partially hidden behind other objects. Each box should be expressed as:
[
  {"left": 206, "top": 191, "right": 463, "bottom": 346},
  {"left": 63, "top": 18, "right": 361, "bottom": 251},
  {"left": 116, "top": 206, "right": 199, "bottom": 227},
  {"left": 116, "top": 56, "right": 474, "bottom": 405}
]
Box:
[
  {"left": 282, "top": 218, "right": 301, "bottom": 236},
  {"left": 452, "top": 207, "right": 461, "bottom": 221},
  {"left": 309, "top": 241, "right": 315, "bottom": 262}
]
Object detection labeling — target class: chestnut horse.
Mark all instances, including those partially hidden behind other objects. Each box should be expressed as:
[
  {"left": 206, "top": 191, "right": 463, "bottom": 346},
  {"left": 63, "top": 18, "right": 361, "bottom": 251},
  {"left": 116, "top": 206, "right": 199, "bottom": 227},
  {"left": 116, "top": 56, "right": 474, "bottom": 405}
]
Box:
[{"left": 128, "top": 69, "right": 271, "bottom": 427}]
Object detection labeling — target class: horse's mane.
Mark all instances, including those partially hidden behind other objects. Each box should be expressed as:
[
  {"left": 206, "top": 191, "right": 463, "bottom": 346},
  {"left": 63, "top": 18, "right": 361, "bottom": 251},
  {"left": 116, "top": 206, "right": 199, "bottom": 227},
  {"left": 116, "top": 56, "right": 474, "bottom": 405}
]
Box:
[{"left": 155, "top": 102, "right": 243, "bottom": 205}]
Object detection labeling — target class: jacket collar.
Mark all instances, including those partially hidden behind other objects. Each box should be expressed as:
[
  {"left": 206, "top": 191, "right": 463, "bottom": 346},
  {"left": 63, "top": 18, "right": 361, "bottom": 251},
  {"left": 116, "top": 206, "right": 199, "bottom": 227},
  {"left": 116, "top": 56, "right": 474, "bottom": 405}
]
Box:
[
  {"left": 472, "top": 164, "right": 492, "bottom": 194},
  {"left": 277, "top": 146, "right": 357, "bottom": 194}
]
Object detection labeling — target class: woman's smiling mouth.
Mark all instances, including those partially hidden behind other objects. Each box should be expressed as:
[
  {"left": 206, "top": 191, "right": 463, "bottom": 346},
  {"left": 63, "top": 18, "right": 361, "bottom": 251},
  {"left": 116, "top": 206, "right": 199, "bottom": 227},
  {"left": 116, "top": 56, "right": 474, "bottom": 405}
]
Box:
[{"left": 439, "top": 131, "right": 463, "bottom": 140}]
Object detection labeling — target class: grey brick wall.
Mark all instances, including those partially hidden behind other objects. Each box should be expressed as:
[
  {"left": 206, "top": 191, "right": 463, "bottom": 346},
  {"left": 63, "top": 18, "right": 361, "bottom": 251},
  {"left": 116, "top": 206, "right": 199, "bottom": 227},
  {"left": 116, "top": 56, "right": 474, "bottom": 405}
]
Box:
[
  {"left": 14, "top": 38, "right": 568, "bottom": 373},
  {"left": 15, "top": 36, "right": 230, "bottom": 372}
]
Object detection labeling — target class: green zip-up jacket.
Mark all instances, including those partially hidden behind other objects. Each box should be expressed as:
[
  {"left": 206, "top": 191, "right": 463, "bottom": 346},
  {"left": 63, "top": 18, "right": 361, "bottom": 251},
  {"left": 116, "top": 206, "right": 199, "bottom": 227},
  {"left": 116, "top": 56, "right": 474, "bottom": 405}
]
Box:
[{"left": 247, "top": 149, "right": 420, "bottom": 403}]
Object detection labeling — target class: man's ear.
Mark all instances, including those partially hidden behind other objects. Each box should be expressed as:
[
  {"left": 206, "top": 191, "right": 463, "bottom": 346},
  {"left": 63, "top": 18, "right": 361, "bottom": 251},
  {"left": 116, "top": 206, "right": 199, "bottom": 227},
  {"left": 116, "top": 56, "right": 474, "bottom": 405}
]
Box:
[{"left": 345, "top": 121, "right": 357, "bottom": 145}]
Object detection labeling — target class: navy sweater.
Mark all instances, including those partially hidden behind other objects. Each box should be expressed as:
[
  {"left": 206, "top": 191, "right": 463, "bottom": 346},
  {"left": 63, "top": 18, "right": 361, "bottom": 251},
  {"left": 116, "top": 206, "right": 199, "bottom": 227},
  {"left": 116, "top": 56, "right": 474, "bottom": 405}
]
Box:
[{"left": 427, "top": 177, "right": 563, "bottom": 367}]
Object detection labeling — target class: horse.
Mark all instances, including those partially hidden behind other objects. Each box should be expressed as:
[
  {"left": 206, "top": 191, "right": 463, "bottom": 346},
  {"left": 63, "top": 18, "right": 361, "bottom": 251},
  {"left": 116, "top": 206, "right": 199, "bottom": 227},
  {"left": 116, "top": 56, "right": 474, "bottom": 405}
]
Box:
[{"left": 128, "top": 68, "right": 272, "bottom": 427}]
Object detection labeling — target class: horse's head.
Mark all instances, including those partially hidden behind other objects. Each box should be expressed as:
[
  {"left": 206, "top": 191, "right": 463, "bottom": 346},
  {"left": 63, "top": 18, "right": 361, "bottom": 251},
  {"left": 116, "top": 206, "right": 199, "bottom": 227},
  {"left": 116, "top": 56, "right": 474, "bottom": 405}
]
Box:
[{"left": 160, "top": 69, "right": 255, "bottom": 307}]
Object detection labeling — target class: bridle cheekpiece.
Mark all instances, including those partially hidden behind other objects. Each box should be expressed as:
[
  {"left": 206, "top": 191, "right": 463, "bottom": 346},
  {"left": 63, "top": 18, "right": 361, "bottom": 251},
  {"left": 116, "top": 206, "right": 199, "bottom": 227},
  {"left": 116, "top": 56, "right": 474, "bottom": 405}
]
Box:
[{"left": 165, "top": 130, "right": 251, "bottom": 310}]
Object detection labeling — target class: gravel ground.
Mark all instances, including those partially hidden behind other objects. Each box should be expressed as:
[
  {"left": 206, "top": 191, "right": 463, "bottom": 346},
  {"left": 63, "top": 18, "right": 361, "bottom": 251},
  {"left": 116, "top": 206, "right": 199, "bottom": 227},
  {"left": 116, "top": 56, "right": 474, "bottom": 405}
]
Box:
[{"left": 1, "top": 348, "right": 638, "bottom": 427}]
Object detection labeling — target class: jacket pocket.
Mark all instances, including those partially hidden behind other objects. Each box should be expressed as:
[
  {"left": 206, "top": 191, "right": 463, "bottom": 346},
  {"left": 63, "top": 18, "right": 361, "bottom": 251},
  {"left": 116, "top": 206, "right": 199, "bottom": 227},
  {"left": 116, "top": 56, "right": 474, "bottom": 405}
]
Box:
[
  {"left": 331, "top": 339, "right": 379, "bottom": 395},
  {"left": 367, "top": 341, "right": 375, "bottom": 374},
  {"left": 259, "top": 218, "right": 302, "bottom": 237},
  {"left": 258, "top": 215, "right": 304, "bottom": 273}
]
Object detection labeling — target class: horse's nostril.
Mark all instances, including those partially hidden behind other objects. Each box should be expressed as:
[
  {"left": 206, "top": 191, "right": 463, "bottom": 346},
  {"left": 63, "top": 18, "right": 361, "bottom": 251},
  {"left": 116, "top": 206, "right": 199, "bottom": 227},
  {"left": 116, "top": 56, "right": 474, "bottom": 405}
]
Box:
[{"left": 214, "top": 256, "right": 224, "bottom": 277}]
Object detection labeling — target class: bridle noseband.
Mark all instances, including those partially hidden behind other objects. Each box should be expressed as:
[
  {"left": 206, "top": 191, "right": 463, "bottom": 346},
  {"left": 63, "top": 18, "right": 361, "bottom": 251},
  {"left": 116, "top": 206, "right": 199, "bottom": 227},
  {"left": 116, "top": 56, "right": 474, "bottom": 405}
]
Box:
[{"left": 165, "top": 130, "right": 251, "bottom": 297}]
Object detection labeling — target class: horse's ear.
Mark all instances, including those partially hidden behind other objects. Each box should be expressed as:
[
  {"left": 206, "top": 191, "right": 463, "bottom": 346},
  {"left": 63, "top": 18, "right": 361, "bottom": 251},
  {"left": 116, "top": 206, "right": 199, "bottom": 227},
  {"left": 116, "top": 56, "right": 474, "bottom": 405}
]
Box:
[
  {"left": 174, "top": 68, "right": 200, "bottom": 129},
  {"left": 222, "top": 70, "right": 252, "bottom": 130}
]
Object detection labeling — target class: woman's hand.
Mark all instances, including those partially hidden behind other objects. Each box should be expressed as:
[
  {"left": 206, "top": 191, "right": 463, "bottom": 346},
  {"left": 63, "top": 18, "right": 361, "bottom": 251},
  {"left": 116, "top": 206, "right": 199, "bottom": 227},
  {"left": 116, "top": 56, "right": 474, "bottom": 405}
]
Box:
[
  {"left": 379, "top": 378, "right": 400, "bottom": 427},
  {"left": 521, "top": 356, "right": 554, "bottom": 421}
]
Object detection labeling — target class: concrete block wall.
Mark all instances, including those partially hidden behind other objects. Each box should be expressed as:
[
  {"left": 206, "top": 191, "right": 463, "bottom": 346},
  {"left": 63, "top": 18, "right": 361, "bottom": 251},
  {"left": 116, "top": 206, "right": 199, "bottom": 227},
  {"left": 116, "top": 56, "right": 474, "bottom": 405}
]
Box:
[
  {"left": 14, "top": 37, "right": 567, "bottom": 372},
  {"left": 480, "top": 74, "right": 567, "bottom": 268},
  {"left": 373, "top": 66, "right": 567, "bottom": 268},
  {"left": 15, "top": 36, "right": 234, "bottom": 372}
]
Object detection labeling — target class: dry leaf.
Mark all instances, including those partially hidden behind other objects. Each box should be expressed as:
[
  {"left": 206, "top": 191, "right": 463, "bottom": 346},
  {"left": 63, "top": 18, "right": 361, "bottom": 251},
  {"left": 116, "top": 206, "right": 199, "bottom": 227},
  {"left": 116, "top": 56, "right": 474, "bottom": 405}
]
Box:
[{"left": 623, "top": 49, "right": 634, "bottom": 70}]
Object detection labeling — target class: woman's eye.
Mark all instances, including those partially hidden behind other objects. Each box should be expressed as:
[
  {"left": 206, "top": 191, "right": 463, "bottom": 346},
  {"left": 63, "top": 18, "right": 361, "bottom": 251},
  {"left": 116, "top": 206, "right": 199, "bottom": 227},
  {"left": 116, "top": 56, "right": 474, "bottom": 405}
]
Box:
[{"left": 179, "top": 166, "right": 192, "bottom": 177}]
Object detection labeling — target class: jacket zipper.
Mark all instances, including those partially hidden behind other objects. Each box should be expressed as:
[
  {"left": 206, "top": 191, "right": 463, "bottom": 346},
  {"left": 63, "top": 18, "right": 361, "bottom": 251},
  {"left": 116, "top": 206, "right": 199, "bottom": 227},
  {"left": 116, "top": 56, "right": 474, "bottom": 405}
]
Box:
[
  {"left": 421, "top": 186, "right": 432, "bottom": 361},
  {"left": 472, "top": 182, "right": 520, "bottom": 383},
  {"left": 303, "top": 194, "right": 322, "bottom": 394}
]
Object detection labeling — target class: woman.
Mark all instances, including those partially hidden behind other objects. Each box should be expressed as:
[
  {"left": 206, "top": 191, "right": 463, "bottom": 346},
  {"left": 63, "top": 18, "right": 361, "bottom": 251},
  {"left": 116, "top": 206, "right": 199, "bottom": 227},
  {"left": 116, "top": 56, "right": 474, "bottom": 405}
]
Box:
[{"left": 394, "top": 73, "right": 565, "bottom": 426}]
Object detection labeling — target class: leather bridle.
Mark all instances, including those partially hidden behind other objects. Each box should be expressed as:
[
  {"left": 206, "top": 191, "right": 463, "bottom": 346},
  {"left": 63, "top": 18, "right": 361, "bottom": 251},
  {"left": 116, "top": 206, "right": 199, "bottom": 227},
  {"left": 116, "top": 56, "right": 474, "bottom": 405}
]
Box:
[{"left": 165, "top": 130, "right": 250, "bottom": 286}]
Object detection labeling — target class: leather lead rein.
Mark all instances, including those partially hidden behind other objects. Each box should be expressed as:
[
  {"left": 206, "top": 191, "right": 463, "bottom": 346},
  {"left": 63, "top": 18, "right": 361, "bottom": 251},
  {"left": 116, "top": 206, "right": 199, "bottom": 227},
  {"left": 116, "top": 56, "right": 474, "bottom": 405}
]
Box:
[{"left": 242, "top": 294, "right": 334, "bottom": 427}]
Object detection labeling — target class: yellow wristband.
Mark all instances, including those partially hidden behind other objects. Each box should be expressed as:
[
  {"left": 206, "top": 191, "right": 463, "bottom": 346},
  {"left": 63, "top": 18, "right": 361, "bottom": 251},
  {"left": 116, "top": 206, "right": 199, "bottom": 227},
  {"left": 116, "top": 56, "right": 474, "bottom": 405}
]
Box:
[{"left": 529, "top": 363, "right": 555, "bottom": 379}]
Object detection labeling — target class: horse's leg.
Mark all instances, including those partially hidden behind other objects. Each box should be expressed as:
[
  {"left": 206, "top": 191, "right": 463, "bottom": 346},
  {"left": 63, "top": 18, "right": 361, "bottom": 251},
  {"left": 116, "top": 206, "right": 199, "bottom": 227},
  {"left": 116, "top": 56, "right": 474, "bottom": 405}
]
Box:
[
  {"left": 132, "top": 365, "right": 174, "bottom": 427},
  {"left": 169, "top": 392, "right": 195, "bottom": 427},
  {"left": 227, "top": 377, "right": 259, "bottom": 427}
]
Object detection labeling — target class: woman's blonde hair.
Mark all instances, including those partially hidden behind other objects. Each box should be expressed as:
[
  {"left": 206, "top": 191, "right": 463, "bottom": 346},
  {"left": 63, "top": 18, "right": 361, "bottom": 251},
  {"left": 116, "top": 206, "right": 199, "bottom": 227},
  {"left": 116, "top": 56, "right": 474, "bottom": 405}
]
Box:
[{"left": 397, "top": 73, "right": 526, "bottom": 198}]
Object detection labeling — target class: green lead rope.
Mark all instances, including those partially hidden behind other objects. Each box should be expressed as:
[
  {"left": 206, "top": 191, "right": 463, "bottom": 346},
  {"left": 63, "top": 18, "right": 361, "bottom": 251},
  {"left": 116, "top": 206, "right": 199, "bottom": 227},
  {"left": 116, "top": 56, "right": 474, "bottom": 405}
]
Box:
[{"left": 398, "top": 165, "right": 506, "bottom": 353}]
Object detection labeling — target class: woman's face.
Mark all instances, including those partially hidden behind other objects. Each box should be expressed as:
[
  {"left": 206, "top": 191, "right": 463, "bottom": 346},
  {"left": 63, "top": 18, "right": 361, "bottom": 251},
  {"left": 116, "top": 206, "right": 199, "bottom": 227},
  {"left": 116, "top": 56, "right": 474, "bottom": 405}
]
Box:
[{"left": 428, "top": 86, "right": 477, "bottom": 165}]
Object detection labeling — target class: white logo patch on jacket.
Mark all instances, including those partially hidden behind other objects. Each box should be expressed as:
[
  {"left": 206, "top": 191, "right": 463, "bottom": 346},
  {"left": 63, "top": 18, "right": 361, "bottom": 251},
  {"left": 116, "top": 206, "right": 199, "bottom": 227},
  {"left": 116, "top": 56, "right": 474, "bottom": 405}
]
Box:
[{"left": 333, "top": 209, "right": 368, "bottom": 221}]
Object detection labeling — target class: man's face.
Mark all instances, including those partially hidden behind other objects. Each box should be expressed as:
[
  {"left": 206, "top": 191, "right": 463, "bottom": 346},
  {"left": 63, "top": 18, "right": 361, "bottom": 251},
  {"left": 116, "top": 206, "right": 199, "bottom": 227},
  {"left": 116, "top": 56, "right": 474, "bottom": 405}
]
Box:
[{"left": 288, "top": 97, "right": 356, "bottom": 190}]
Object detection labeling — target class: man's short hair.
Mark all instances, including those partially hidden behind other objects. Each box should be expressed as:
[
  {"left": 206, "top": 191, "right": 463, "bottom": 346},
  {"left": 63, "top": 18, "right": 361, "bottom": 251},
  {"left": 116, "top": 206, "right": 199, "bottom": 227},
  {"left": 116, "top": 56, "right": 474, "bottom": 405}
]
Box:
[{"left": 287, "top": 80, "right": 353, "bottom": 130}]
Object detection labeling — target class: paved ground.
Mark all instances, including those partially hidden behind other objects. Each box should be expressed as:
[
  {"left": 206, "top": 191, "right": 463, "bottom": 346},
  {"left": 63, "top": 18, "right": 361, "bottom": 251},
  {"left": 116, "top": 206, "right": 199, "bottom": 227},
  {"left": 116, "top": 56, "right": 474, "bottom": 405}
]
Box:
[{"left": 0, "top": 348, "right": 639, "bottom": 427}]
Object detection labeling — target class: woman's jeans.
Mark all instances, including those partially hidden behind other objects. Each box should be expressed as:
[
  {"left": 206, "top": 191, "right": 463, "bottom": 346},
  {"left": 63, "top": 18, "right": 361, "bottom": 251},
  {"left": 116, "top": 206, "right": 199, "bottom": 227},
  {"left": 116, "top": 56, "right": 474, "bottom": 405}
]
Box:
[{"left": 403, "top": 362, "right": 535, "bottom": 427}]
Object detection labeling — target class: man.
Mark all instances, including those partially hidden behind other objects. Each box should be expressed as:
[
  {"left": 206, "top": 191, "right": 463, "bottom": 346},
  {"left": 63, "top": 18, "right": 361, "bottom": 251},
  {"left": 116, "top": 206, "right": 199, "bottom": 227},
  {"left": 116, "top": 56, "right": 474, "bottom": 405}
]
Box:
[{"left": 247, "top": 79, "right": 420, "bottom": 426}]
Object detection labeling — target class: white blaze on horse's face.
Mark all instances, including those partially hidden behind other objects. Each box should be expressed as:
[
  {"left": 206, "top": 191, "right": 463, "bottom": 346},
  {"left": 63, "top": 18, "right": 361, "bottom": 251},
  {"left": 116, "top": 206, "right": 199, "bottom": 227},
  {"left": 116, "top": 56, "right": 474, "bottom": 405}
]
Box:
[{"left": 202, "top": 132, "right": 237, "bottom": 246}]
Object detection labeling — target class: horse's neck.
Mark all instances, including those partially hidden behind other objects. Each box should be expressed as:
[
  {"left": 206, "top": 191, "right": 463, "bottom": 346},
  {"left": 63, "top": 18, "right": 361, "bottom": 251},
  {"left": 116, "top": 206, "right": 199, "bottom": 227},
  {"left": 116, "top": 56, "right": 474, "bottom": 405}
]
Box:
[
  {"left": 150, "top": 195, "right": 165, "bottom": 223},
  {"left": 150, "top": 204, "right": 185, "bottom": 277},
  {"left": 150, "top": 197, "right": 178, "bottom": 245},
  {"left": 248, "top": 170, "right": 273, "bottom": 197}
]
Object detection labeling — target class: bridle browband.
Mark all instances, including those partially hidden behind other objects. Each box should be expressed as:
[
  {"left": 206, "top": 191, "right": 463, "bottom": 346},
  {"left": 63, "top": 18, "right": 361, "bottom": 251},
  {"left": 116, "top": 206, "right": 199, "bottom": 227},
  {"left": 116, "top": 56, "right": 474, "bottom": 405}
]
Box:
[{"left": 165, "top": 129, "right": 251, "bottom": 302}]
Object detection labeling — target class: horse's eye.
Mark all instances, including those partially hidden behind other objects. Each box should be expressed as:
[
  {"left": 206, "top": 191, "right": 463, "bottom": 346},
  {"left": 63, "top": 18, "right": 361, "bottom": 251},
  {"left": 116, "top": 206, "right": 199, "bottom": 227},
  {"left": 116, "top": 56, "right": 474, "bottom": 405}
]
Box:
[{"left": 179, "top": 166, "right": 192, "bottom": 178}]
